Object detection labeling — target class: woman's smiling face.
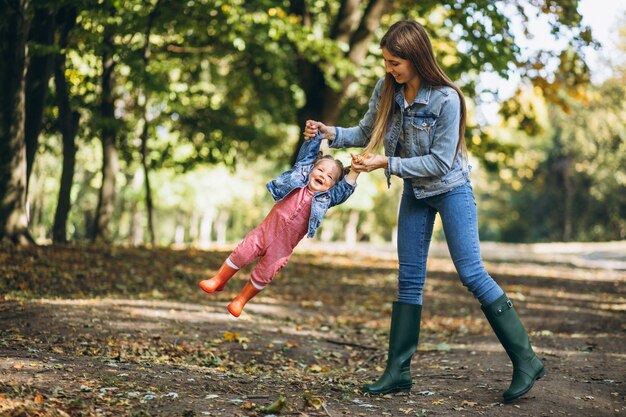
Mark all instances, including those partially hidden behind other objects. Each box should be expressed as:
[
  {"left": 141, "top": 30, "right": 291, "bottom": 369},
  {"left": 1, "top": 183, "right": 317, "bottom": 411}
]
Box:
[
  {"left": 383, "top": 48, "right": 418, "bottom": 85},
  {"left": 308, "top": 159, "right": 340, "bottom": 192}
]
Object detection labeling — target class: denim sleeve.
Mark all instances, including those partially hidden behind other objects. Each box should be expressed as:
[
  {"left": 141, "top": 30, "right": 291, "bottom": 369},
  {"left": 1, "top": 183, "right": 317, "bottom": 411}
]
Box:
[
  {"left": 295, "top": 132, "right": 323, "bottom": 167},
  {"left": 327, "top": 178, "right": 357, "bottom": 207},
  {"left": 330, "top": 78, "right": 384, "bottom": 150},
  {"left": 388, "top": 90, "right": 461, "bottom": 178}
]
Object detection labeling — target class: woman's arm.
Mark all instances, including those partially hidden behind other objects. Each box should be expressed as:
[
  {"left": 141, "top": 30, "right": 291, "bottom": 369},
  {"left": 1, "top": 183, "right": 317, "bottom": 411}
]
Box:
[{"left": 303, "top": 78, "right": 384, "bottom": 149}]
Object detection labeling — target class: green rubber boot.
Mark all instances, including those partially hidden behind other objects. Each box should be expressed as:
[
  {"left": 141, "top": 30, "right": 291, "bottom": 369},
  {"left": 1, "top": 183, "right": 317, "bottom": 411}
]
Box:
[
  {"left": 362, "top": 301, "right": 422, "bottom": 395},
  {"left": 482, "top": 294, "right": 545, "bottom": 402}
]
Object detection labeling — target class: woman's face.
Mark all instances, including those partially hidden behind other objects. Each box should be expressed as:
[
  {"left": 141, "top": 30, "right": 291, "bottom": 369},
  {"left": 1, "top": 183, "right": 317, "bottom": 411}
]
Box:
[{"left": 382, "top": 48, "right": 418, "bottom": 85}]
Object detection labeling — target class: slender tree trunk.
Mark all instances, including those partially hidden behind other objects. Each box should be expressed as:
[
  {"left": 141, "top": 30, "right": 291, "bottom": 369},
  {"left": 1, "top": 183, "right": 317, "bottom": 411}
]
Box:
[
  {"left": 129, "top": 202, "right": 144, "bottom": 245},
  {"left": 174, "top": 213, "right": 185, "bottom": 245},
  {"left": 138, "top": 0, "right": 162, "bottom": 246},
  {"left": 140, "top": 120, "right": 155, "bottom": 245},
  {"left": 562, "top": 157, "right": 573, "bottom": 241},
  {"left": 52, "top": 7, "right": 79, "bottom": 243},
  {"left": 215, "top": 210, "right": 228, "bottom": 245},
  {"left": 188, "top": 210, "right": 199, "bottom": 244},
  {"left": 198, "top": 209, "right": 214, "bottom": 249},
  {"left": 25, "top": 6, "right": 56, "bottom": 190},
  {"left": 344, "top": 210, "right": 359, "bottom": 246},
  {"left": 320, "top": 220, "right": 334, "bottom": 242},
  {"left": 92, "top": 31, "right": 119, "bottom": 243},
  {"left": 0, "top": 0, "right": 35, "bottom": 245}
]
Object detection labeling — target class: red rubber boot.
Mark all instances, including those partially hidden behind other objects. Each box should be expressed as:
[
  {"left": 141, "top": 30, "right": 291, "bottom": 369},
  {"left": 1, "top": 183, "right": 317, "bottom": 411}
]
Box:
[
  {"left": 199, "top": 262, "right": 238, "bottom": 293},
  {"left": 227, "top": 281, "right": 261, "bottom": 317}
]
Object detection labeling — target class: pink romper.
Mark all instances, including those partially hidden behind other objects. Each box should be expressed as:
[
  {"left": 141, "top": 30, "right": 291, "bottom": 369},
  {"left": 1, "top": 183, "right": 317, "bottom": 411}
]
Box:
[{"left": 228, "top": 187, "right": 314, "bottom": 288}]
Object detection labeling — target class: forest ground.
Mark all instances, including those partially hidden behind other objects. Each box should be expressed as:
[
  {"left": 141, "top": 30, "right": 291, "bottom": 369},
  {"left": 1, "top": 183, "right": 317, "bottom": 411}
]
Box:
[{"left": 0, "top": 241, "right": 624, "bottom": 417}]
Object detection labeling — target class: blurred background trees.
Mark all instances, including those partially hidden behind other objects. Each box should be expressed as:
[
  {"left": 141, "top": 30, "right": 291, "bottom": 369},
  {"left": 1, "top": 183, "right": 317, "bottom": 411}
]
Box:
[{"left": 1, "top": 0, "right": 624, "bottom": 246}]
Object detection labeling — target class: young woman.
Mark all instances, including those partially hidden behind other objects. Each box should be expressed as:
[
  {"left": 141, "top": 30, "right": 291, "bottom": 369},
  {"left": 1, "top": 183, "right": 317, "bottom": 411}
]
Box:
[{"left": 304, "top": 20, "right": 544, "bottom": 402}]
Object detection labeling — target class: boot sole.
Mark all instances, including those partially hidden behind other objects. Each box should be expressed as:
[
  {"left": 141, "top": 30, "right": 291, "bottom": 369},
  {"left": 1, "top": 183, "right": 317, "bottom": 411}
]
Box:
[
  {"left": 362, "top": 384, "right": 412, "bottom": 395},
  {"left": 503, "top": 367, "right": 546, "bottom": 403}
]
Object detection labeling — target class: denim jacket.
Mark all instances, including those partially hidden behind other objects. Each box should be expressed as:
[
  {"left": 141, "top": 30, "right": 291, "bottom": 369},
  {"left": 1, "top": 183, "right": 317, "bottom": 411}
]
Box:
[
  {"left": 330, "top": 77, "right": 469, "bottom": 198},
  {"left": 266, "top": 133, "right": 357, "bottom": 238}
]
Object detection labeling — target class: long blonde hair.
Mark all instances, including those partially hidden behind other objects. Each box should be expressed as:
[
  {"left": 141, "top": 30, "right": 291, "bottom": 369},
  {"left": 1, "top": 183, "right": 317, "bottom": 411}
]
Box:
[{"left": 364, "top": 20, "right": 467, "bottom": 158}]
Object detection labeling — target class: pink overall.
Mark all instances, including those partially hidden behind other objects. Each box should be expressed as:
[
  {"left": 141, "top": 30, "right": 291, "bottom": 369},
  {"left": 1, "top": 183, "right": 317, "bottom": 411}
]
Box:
[{"left": 228, "top": 187, "right": 313, "bottom": 289}]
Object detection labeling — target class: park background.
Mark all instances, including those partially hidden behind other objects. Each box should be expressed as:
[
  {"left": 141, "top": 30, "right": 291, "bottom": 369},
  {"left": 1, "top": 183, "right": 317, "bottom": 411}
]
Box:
[{"left": 1, "top": 1, "right": 625, "bottom": 417}]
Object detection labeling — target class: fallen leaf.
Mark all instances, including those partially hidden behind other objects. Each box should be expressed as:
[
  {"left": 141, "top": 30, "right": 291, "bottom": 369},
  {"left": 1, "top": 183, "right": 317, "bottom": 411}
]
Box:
[{"left": 259, "top": 395, "right": 288, "bottom": 413}]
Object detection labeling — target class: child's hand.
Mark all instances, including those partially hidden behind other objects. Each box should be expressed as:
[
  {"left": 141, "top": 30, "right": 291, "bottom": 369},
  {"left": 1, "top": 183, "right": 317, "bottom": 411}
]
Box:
[
  {"left": 351, "top": 153, "right": 387, "bottom": 172},
  {"left": 350, "top": 153, "right": 370, "bottom": 171},
  {"left": 304, "top": 120, "right": 335, "bottom": 141}
]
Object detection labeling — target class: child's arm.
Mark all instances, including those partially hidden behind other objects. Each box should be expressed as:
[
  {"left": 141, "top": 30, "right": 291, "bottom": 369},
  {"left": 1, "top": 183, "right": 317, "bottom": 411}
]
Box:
[
  {"left": 344, "top": 166, "right": 360, "bottom": 185},
  {"left": 293, "top": 132, "right": 324, "bottom": 167},
  {"left": 327, "top": 165, "right": 359, "bottom": 207}
]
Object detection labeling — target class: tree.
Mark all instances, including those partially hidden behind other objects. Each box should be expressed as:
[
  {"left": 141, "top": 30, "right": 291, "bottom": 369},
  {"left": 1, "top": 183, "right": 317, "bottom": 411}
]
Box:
[
  {"left": 24, "top": 3, "right": 56, "bottom": 191},
  {"left": 0, "top": 0, "right": 35, "bottom": 245},
  {"left": 91, "top": 24, "right": 119, "bottom": 243},
  {"left": 52, "top": 6, "right": 80, "bottom": 243}
]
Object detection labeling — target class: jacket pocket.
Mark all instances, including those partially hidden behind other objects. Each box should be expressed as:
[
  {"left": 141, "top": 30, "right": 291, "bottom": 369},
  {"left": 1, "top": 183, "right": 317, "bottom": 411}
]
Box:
[
  {"left": 410, "top": 116, "right": 436, "bottom": 155},
  {"left": 441, "top": 169, "right": 464, "bottom": 184}
]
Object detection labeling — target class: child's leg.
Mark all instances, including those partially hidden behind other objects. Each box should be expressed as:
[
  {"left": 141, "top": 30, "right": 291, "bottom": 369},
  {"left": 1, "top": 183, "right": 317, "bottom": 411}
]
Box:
[
  {"left": 199, "top": 228, "right": 264, "bottom": 293},
  {"left": 226, "top": 243, "right": 292, "bottom": 317},
  {"left": 227, "top": 280, "right": 263, "bottom": 317},
  {"left": 199, "top": 258, "right": 240, "bottom": 293}
]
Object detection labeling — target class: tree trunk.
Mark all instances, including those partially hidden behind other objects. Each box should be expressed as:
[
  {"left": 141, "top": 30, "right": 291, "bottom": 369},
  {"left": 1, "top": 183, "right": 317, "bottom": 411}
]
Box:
[
  {"left": 52, "top": 7, "right": 79, "bottom": 244},
  {"left": 290, "top": 0, "right": 392, "bottom": 164},
  {"left": 92, "top": 31, "right": 119, "bottom": 243},
  {"left": 174, "top": 213, "right": 185, "bottom": 245},
  {"left": 140, "top": 119, "right": 155, "bottom": 245},
  {"left": 215, "top": 210, "right": 229, "bottom": 245},
  {"left": 0, "top": 0, "right": 35, "bottom": 245},
  {"left": 198, "top": 209, "right": 214, "bottom": 249},
  {"left": 25, "top": 6, "right": 56, "bottom": 190},
  {"left": 129, "top": 202, "right": 144, "bottom": 245},
  {"left": 561, "top": 157, "right": 573, "bottom": 241},
  {"left": 138, "top": 0, "right": 161, "bottom": 246},
  {"left": 320, "top": 221, "right": 334, "bottom": 242},
  {"left": 344, "top": 210, "right": 359, "bottom": 246}
]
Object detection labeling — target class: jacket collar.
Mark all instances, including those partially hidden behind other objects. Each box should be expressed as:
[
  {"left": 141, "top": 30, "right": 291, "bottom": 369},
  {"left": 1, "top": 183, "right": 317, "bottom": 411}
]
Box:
[{"left": 394, "top": 81, "right": 432, "bottom": 108}]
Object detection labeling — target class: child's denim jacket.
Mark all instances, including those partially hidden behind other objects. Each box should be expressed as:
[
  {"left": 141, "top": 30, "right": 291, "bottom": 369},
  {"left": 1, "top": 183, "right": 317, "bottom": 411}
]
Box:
[
  {"left": 266, "top": 133, "right": 356, "bottom": 238},
  {"left": 331, "top": 77, "right": 470, "bottom": 199}
]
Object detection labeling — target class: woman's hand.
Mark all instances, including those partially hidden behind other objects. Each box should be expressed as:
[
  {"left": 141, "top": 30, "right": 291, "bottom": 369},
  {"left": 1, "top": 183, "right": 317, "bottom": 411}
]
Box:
[
  {"left": 351, "top": 153, "right": 388, "bottom": 172},
  {"left": 304, "top": 120, "right": 335, "bottom": 141}
]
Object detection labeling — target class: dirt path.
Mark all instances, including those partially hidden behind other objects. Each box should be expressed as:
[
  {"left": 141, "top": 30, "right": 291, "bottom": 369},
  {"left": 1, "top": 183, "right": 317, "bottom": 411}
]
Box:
[{"left": 1, "top": 244, "right": 624, "bottom": 416}]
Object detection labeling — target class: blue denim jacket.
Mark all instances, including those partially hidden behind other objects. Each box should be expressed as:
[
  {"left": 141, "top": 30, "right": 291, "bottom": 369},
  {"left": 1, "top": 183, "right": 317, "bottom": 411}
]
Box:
[
  {"left": 266, "top": 133, "right": 357, "bottom": 238},
  {"left": 331, "top": 77, "right": 469, "bottom": 198}
]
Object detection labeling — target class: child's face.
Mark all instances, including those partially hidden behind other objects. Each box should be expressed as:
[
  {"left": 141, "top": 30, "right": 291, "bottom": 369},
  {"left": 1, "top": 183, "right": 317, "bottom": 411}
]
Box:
[{"left": 308, "top": 159, "right": 340, "bottom": 193}]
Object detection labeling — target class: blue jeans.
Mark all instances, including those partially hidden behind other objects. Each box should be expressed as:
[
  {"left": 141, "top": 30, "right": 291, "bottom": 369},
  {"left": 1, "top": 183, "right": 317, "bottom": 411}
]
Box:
[{"left": 397, "top": 181, "right": 503, "bottom": 306}]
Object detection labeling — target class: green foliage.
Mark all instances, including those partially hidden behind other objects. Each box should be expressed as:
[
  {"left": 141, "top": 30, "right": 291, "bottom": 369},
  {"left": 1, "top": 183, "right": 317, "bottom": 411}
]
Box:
[
  {"left": 21, "top": 0, "right": 620, "bottom": 245},
  {"left": 478, "top": 72, "right": 626, "bottom": 242}
]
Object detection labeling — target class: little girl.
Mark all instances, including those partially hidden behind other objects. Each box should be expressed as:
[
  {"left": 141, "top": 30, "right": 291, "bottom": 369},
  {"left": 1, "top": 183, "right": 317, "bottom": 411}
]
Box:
[{"left": 199, "top": 133, "right": 360, "bottom": 317}]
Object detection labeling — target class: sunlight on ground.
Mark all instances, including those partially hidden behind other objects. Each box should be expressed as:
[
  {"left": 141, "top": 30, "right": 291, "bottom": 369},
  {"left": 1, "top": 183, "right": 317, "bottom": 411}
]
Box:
[{"left": 38, "top": 297, "right": 299, "bottom": 325}]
